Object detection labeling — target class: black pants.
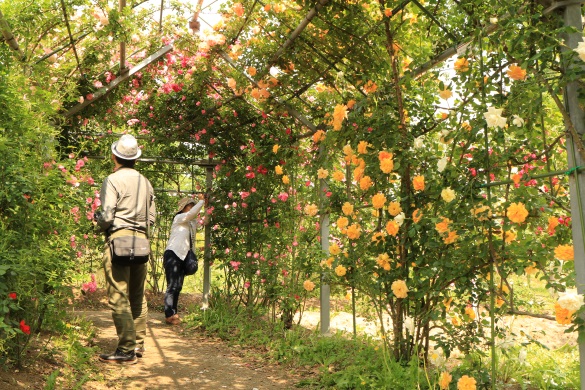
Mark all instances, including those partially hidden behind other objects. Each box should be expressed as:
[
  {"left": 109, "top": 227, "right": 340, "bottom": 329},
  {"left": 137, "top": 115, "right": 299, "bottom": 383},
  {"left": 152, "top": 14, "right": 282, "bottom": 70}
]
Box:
[{"left": 163, "top": 250, "right": 185, "bottom": 318}]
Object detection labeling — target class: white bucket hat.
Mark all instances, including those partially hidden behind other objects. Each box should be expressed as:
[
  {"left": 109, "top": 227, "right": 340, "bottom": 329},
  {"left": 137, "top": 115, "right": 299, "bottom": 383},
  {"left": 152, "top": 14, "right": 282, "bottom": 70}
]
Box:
[{"left": 111, "top": 134, "right": 141, "bottom": 160}]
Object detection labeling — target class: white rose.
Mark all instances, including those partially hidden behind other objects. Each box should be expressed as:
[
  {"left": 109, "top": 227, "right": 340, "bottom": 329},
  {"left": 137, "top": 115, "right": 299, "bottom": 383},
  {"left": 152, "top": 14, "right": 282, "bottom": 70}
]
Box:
[
  {"left": 403, "top": 316, "right": 415, "bottom": 334},
  {"left": 512, "top": 115, "right": 524, "bottom": 127},
  {"left": 437, "top": 157, "right": 448, "bottom": 173},
  {"left": 394, "top": 212, "right": 405, "bottom": 226},
  {"left": 484, "top": 106, "right": 507, "bottom": 129},
  {"left": 489, "top": 17, "right": 498, "bottom": 24},
  {"left": 575, "top": 41, "right": 585, "bottom": 62},
  {"left": 518, "top": 349, "right": 527, "bottom": 364},
  {"left": 413, "top": 136, "right": 424, "bottom": 149},
  {"left": 558, "top": 293, "right": 584, "bottom": 312}
]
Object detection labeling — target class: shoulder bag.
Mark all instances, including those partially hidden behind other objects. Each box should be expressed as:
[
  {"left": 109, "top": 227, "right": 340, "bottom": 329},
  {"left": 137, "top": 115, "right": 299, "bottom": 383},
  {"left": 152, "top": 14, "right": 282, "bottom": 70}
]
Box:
[
  {"left": 184, "top": 224, "right": 198, "bottom": 275},
  {"left": 110, "top": 175, "right": 152, "bottom": 266}
]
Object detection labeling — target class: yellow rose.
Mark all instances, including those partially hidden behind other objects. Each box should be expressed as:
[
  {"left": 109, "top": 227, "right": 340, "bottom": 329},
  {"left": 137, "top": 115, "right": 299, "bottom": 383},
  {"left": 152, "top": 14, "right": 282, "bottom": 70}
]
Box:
[
  {"left": 359, "top": 176, "right": 373, "bottom": 191},
  {"left": 376, "top": 253, "right": 391, "bottom": 270},
  {"left": 282, "top": 175, "right": 290, "bottom": 184},
  {"left": 435, "top": 217, "right": 452, "bottom": 234},
  {"left": 332, "top": 170, "right": 345, "bottom": 182},
  {"left": 329, "top": 242, "right": 341, "bottom": 255},
  {"left": 335, "top": 265, "right": 347, "bottom": 277},
  {"left": 342, "top": 202, "right": 354, "bottom": 216},
  {"left": 412, "top": 209, "right": 422, "bottom": 223},
  {"left": 380, "top": 158, "right": 394, "bottom": 173},
  {"left": 385, "top": 220, "right": 399, "bottom": 237},
  {"left": 464, "top": 306, "right": 476, "bottom": 321},
  {"left": 304, "top": 204, "right": 318, "bottom": 216},
  {"left": 548, "top": 216, "right": 560, "bottom": 235},
  {"left": 439, "top": 372, "right": 452, "bottom": 390},
  {"left": 312, "top": 129, "right": 326, "bottom": 143},
  {"left": 439, "top": 88, "right": 453, "bottom": 100},
  {"left": 387, "top": 201, "right": 402, "bottom": 216},
  {"left": 372, "top": 231, "right": 385, "bottom": 244},
  {"left": 303, "top": 280, "right": 315, "bottom": 291},
  {"left": 343, "top": 144, "right": 353, "bottom": 157},
  {"left": 391, "top": 279, "right": 408, "bottom": 298},
  {"left": 503, "top": 230, "right": 516, "bottom": 243},
  {"left": 317, "top": 168, "right": 329, "bottom": 179},
  {"left": 357, "top": 140, "right": 369, "bottom": 154},
  {"left": 507, "top": 202, "right": 529, "bottom": 224},
  {"left": 336, "top": 217, "right": 349, "bottom": 229},
  {"left": 346, "top": 224, "right": 361, "bottom": 240},
  {"left": 524, "top": 262, "right": 538, "bottom": 275},
  {"left": 372, "top": 193, "right": 387, "bottom": 209},
  {"left": 353, "top": 166, "right": 365, "bottom": 181},
  {"left": 443, "top": 297, "right": 453, "bottom": 310},
  {"left": 272, "top": 144, "right": 280, "bottom": 153},
  {"left": 332, "top": 104, "right": 348, "bottom": 131},
  {"left": 443, "top": 230, "right": 458, "bottom": 245},
  {"left": 413, "top": 175, "right": 425, "bottom": 191},
  {"left": 324, "top": 257, "right": 334, "bottom": 268},
  {"left": 454, "top": 57, "right": 469, "bottom": 73},
  {"left": 457, "top": 375, "right": 476, "bottom": 390},
  {"left": 275, "top": 165, "right": 283, "bottom": 175},
  {"left": 441, "top": 187, "right": 456, "bottom": 202},
  {"left": 555, "top": 244, "right": 574, "bottom": 261},
  {"left": 506, "top": 64, "right": 527, "bottom": 81}
]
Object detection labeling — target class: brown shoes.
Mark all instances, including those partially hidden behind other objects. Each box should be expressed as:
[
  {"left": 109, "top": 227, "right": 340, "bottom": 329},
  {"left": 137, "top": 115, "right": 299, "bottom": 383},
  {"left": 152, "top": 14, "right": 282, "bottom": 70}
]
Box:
[{"left": 165, "top": 314, "right": 181, "bottom": 325}]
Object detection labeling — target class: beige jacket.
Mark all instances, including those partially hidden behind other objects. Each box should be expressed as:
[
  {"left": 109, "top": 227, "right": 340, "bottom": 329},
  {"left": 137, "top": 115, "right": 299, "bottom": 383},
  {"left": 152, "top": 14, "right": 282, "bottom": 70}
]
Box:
[{"left": 97, "top": 167, "right": 156, "bottom": 235}]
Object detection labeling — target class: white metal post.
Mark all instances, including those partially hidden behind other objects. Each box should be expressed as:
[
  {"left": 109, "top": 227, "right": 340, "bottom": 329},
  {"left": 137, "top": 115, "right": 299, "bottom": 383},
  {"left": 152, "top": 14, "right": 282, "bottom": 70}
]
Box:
[
  {"left": 202, "top": 166, "right": 213, "bottom": 309},
  {"left": 320, "top": 177, "right": 331, "bottom": 335},
  {"left": 562, "top": 4, "right": 585, "bottom": 389}
]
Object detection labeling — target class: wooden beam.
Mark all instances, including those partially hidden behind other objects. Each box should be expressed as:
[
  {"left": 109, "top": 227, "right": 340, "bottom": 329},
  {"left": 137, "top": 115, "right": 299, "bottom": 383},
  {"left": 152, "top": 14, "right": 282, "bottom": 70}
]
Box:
[
  {"left": 218, "top": 50, "right": 317, "bottom": 131},
  {"left": 0, "top": 9, "right": 25, "bottom": 60},
  {"left": 261, "top": 0, "right": 331, "bottom": 78},
  {"left": 119, "top": 0, "right": 128, "bottom": 74},
  {"left": 64, "top": 44, "right": 173, "bottom": 117},
  {"left": 60, "top": 0, "right": 84, "bottom": 78}
]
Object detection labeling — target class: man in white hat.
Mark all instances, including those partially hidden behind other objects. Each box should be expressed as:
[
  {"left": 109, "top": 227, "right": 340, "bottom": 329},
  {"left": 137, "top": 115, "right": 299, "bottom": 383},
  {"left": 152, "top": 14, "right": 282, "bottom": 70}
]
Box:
[{"left": 95, "top": 134, "right": 156, "bottom": 364}]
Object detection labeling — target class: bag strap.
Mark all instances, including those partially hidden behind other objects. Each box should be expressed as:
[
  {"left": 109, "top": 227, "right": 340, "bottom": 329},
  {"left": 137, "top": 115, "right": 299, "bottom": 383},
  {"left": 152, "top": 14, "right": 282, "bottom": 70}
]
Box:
[
  {"left": 189, "top": 224, "right": 194, "bottom": 250},
  {"left": 145, "top": 177, "right": 150, "bottom": 240}
]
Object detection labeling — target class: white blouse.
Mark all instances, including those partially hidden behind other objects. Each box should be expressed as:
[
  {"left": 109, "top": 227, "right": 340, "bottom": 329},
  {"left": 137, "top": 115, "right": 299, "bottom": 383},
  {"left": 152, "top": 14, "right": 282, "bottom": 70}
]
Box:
[{"left": 165, "top": 200, "right": 204, "bottom": 261}]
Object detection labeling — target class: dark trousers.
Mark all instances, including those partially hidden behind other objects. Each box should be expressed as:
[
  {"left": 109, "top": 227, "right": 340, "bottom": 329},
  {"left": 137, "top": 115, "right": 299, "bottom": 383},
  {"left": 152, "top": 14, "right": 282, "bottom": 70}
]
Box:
[{"left": 163, "top": 250, "right": 185, "bottom": 318}]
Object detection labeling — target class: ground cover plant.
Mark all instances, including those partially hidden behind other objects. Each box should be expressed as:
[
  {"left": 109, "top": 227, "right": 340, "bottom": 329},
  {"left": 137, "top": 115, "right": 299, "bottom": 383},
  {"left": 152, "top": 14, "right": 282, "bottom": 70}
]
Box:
[{"left": 1, "top": 0, "right": 585, "bottom": 388}]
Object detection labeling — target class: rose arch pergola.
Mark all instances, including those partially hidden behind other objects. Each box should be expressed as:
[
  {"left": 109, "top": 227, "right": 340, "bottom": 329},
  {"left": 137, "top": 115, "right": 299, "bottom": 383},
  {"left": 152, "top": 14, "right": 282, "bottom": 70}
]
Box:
[{"left": 2, "top": 0, "right": 585, "bottom": 387}]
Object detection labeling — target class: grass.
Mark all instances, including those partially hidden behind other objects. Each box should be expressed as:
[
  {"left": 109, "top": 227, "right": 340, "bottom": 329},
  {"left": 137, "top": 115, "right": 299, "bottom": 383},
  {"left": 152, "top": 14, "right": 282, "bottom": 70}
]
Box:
[{"left": 181, "top": 287, "right": 581, "bottom": 389}]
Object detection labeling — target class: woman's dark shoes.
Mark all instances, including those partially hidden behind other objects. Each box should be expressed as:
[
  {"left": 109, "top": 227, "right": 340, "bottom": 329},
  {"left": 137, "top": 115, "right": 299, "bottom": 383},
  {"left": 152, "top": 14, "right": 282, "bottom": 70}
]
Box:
[{"left": 99, "top": 348, "right": 138, "bottom": 364}]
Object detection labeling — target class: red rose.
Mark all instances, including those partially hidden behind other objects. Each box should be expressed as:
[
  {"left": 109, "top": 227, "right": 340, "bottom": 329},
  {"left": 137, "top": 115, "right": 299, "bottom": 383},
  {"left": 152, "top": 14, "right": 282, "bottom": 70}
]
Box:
[
  {"left": 8, "top": 292, "right": 17, "bottom": 300},
  {"left": 20, "top": 320, "right": 30, "bottom": 335}
]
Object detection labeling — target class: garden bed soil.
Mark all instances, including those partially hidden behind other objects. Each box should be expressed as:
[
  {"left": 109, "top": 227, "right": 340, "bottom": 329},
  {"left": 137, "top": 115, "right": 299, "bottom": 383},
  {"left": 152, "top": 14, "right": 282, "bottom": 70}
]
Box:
[{"left": 0, "top": 289, "right": 305, "bottom": 390}]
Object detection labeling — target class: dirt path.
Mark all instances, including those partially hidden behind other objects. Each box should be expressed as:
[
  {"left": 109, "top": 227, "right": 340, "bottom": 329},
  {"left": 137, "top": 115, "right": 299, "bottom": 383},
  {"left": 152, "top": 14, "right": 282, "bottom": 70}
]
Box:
[{"left": 79, "top": 310, "right": 298, "bottom": 390}]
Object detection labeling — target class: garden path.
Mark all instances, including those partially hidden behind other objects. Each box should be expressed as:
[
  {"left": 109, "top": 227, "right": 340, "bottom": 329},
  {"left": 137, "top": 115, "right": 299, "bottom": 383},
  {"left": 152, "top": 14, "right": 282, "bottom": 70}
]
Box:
[{"left": 80, "top": 309, "right": 298, "bottom": 390}]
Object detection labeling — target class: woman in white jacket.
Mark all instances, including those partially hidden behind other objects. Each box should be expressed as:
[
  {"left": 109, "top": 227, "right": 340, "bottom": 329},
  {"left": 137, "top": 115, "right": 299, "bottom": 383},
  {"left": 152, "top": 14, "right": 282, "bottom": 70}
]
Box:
[{"left": 163, "top": 194, "right": 205, "bottom": 325}]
